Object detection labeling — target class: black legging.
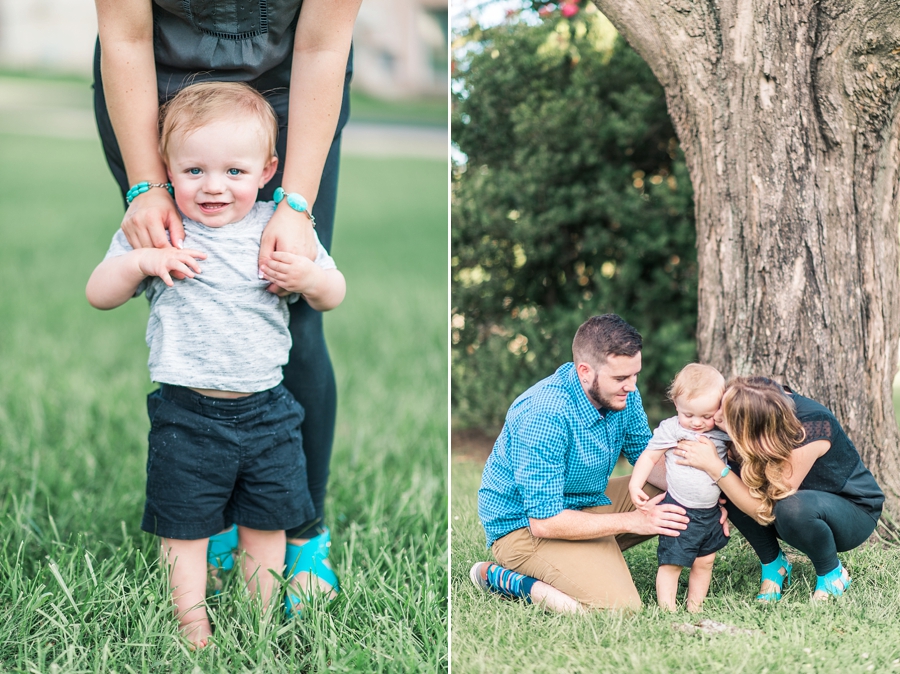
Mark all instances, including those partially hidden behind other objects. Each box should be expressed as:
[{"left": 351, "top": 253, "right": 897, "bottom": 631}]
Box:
[
  {"left": 725, "top": 490, "right": 879, "bottom": 575},
  {"left": 93, "top": 44, "right": 351, "bottom": 540}
]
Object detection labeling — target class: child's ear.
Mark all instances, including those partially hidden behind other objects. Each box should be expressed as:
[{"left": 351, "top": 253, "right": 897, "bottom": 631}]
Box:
[{"left": 260, "top": 156, "right": 279, "bottom": 188}]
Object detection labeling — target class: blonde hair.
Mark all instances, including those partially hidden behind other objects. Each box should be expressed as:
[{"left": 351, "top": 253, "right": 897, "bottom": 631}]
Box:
[
  {"left": 159, "top": 81, "right": 278, "bottom": 162},
  {"left": 721, "top": 377, "right": 806, "bottom": 524},
  {"left": 667, "top": 363, "right": 725, "bottom": 403}
]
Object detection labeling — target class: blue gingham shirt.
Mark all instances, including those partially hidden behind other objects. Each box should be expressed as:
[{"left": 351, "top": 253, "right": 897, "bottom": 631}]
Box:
[{"left": 477, "top": 362, "right": 652, "bottom": 548}]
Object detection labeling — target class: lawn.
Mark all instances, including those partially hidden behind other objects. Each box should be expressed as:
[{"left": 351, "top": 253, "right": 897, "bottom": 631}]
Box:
[
  {"left": 452, "top": 453, "right": 900, "bottom": 674},
  {"left": 0, "top": 123, "right": 447, "bottom": 670}
]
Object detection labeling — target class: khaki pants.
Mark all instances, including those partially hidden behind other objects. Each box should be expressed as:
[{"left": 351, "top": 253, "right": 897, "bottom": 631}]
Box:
[{"left": 491, "top": 476, "right": 662, "bottom": 610}]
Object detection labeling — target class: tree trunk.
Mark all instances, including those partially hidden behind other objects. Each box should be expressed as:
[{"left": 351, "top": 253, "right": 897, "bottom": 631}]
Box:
[{"left": 593, "top": 0, "right": 900, "bottom": 527}]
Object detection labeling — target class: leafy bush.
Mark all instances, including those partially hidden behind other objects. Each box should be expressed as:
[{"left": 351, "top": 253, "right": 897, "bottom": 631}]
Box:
[{"left": 452, "top": 9, "right": 698, "bottom": 430}]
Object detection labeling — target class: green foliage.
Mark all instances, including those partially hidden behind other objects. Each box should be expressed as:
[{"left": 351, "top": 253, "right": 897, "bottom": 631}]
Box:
[{"left": 452, "top": 12, "right": 698, "bottom": 429}]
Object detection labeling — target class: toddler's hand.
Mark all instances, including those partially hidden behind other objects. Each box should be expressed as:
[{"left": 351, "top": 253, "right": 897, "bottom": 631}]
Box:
[
  {"left": 138, "top": 247, "right": 206, "bottom": 286},
  {"left": 629, "top": 481, "right": 651, "bottom": 510},
  {"left": 260, "top": 251, "right": 321, "bottom": 295}
]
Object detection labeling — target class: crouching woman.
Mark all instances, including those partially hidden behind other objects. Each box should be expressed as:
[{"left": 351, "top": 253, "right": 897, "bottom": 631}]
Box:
[{"left": 676, "top": 376, "right": 883, "bottom": 601}]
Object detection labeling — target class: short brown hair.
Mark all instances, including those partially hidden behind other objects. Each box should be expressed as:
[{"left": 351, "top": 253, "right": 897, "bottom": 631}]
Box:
[
  {"left": 159, "top": 81, "right": 278, "bottom": 162},
  {"left": 572, "top": 314, "right": 642, "bottom": 367},
  {"left": 668, "top": 363, "right": 725, "bottom": 403}
]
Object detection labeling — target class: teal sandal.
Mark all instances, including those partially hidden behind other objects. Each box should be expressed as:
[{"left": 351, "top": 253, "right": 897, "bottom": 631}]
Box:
[
  {"left": 207, "top": 524, "right": 239, "bottom": 594},
  {"left": 814, "top": 562, "right": 850, "bottom": 599},
  {"left": 208, "top": 524, "right": 239, "bottom": 570},
  {"left": 284, "top": 527, "right": 340, "bottom": 617},
  {"left": 757, "top": 549, "right": 792, "bottom": 601}
]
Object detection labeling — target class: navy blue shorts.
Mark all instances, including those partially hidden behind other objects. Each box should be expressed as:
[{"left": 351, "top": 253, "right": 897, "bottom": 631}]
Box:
[
  {"left": 141, "top": 384, "right": 316, "bottom": 540},
  {"left": 656, "top": 493, "right": 729, "bottom": 567}
]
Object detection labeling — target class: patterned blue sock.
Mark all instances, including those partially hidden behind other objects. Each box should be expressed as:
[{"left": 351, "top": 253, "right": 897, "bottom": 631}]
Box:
[{"left": 484, "top": 564, "right": 538, "bottom": 603}]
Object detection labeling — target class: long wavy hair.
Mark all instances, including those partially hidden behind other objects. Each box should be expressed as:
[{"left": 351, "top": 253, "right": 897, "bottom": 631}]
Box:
[{"left": 721, "top": 377, "right": 806, "bottom": 524}]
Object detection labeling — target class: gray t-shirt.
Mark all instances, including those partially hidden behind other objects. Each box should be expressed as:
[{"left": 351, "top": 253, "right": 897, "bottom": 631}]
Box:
[
  {"left": 104, "top": 201, "right": 336, "bottom": 392},
  {"left": 645, "top": 416, "right": 730, "bottom": 509}
]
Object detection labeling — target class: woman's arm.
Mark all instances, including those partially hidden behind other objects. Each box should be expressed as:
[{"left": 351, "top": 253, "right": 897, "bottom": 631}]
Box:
[
  {"left": 259, "top": 0, "right": 363, "bottom": 276},
  {"left": 676, "top": 436, "right": 830, "bottom": 523},
  {"left": 95, "top": 0, "right": 184, "bottom": 249}
]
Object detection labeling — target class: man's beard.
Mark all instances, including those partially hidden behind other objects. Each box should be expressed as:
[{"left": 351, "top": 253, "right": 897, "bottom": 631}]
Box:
[{"left": 586, "top": 373, "right": 627, "bottom": 411}]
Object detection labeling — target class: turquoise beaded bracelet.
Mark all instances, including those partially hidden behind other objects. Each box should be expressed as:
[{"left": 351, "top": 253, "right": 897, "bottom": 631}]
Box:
[
  {"left": 126, "top": 181, "right": 174, "bottom": 203},
  {"left": 274, "top": 187, "right": 316, "bottom": 227}
]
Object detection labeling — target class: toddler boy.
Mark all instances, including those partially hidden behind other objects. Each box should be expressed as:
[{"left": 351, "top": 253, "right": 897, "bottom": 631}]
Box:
[
  {"left": 628, "top": 363, "right": 729, "bottom": 612},
  {"left": 86, "top": 82, "right": 345, "bottom": 647}
]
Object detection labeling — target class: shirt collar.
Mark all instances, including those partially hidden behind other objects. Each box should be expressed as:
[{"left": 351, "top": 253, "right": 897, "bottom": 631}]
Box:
[{"left": 563, "top": 362, "right": 607, "bottom": 426}]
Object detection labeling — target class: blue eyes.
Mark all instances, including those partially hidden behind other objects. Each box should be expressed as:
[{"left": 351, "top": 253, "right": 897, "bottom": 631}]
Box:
[{"left": 185, "top": 168, "right": 242, "bottom": 175}]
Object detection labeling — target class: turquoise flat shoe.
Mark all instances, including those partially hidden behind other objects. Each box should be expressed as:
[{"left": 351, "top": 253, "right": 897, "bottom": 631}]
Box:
[
  {"left": 284, "top": 527, "right": 340, "bottom": 618},
  {"left": 757, "top": 549, "right": 792, "bottom": 602}
]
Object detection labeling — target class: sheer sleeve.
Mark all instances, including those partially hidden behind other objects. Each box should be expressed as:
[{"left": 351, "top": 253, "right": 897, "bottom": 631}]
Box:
[{"left": 801, "top": 419, "right": 832, "bottom": 444}]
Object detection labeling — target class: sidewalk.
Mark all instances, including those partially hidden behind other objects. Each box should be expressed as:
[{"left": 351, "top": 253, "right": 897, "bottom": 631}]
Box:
[{"left": 0, "top": 76, "right": 447, "bottom": 159}]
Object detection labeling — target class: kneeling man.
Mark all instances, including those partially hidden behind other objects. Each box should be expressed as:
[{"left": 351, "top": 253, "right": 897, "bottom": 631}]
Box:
[{"left": 473, "top": 314, "right": 692, "bottom": 612}]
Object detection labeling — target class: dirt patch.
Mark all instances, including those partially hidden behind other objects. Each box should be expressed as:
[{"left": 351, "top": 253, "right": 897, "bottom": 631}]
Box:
[{"left": 451, "top": 428, "right": 498, "bottom": 463}]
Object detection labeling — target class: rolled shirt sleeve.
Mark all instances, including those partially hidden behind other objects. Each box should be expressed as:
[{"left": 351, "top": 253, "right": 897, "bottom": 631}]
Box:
[
  {"left": 511, "top": 413, "right": 569, "bottom": 521},
  {"left": 620, "top": 388, "right": 653, "bottom": 465}
]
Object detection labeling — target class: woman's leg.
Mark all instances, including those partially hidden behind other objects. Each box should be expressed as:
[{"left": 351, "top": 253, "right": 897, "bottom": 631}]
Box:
[
  {"left": 267, "top": 77, "right": 350, "bottom": 542},
  {"left": 724, "top": 498, "right": 791, "bottom": 597},
  {"left": 772, "top": 491, "right": 878, "bottom": 575},
  {"left": 724, "top": 498, "right": 782, "bottom": 564},
  {"left": 265, "top": 80, "right": 348, "bottom": 608}
]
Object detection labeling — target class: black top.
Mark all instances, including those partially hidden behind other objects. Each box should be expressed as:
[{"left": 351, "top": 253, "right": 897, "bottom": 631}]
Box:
[
  {"left": 151, "top": 0, "right": 302, "bottom": 93},
  {"left": 144, "top": 0, "right": 352, "bottom": 98},
  {"left": 788, "top": 391, "right": 884, "bottom": 519}
]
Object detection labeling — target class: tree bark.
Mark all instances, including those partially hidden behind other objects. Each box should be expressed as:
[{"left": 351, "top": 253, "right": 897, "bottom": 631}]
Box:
[{"left": 593, "top": 0, "right": 900, "bottom": 527}]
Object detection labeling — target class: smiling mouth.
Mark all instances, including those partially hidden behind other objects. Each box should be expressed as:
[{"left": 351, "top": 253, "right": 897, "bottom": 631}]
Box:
[{"left": 199, "top": 202, "right": 230, "bottom": 212}]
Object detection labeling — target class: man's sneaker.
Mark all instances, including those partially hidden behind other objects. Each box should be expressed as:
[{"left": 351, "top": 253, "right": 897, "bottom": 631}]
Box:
[{"left": 469, "top": 562, "right": 494, "bottom": 593}]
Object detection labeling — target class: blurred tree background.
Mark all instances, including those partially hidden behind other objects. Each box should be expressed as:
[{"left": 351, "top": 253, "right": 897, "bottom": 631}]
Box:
[{"left": 451, "top": 2, "right": 698, "bottom": 431}]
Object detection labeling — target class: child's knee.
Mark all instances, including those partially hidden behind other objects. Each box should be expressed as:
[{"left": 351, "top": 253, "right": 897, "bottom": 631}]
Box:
[{"left": 692, "top": 553, "right": 715, "bottom": 570}]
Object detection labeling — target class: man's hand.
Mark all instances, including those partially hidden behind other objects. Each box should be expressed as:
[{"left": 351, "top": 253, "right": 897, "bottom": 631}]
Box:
[
  {"left": 122, "top": 189, "right": 185, "bottom": 250},
  {"left": 629, "top": 492, "right": 689, "bottom": 537},
  {"left": 258, "top": 206, "right": 318, "bottom": 294},
  {"left": 137, "top": 247, "right": 206, "bottom": 287}
]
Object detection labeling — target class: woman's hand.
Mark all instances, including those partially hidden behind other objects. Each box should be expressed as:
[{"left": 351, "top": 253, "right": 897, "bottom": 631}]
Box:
[
  {"left": 259, "top": 206, "right": 317, "bottom": 295},
  {"left": 122, "top": 189, "right": 184, "bottom": 250},
  {"left": 675, "top": 436, "right": 726, "bottom": 480}
]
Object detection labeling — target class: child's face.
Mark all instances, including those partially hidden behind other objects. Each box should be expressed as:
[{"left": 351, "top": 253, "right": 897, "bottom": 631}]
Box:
[
  {"left": 166, "top": 117, "right": 278, "bottom": 227},
  {"left": 674, "top": 391, "right": 721, "bottom": 433}
]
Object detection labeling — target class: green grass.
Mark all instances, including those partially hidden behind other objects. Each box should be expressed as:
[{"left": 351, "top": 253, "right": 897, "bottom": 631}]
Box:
[
  {"left": 348, "top": 90, "right": 447, "bottom": 127},
  {"left": 452, "top": 456, "right": 900, "bottom": 673},
  {"left": 0, "top": 128, "right": 447, "bottom": 670}
]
